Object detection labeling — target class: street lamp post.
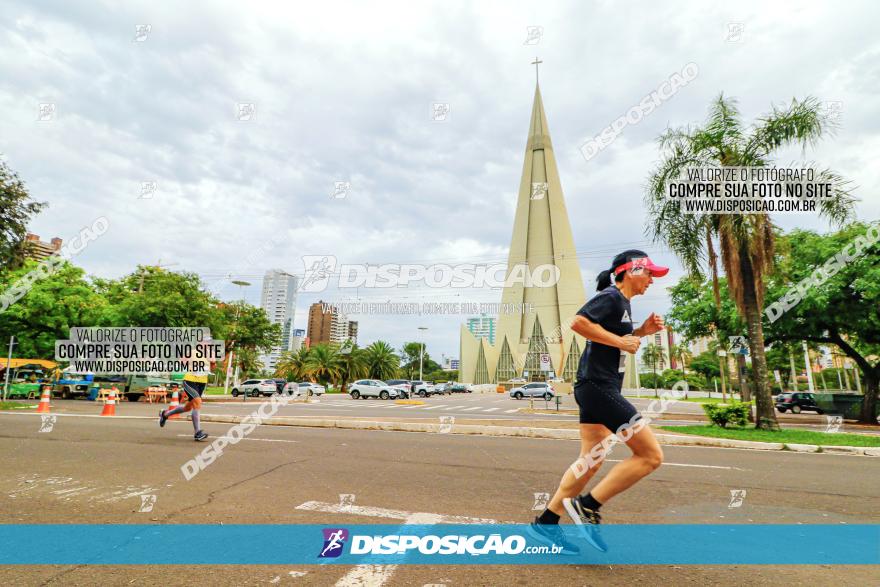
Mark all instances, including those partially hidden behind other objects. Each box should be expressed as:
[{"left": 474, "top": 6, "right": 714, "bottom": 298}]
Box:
[
  {"left": 224, "top": 280, "right": 251, "bottom": 396},
  {"left": 418, "top": 327, "right": 428, "bottom": 381}
]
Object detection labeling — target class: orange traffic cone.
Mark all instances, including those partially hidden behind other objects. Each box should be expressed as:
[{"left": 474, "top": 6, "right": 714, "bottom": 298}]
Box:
[
  {"left": 167, "top": 388, "right": 181, "bottom": 419},
  {"left": 100, "top": 386, "right": 117, "bottom": 416},
  {"left": 36, "top": 385, "right": 52, "bottom": 413}
]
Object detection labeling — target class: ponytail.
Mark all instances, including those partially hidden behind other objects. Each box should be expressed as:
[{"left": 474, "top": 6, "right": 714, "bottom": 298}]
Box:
[{"left": 595, "top": 269, "right": 612, "bottom": 292}]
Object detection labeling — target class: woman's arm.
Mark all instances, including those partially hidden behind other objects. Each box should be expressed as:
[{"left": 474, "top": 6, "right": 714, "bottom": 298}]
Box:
[{"left": 571, "top": 315, "right": 641, "bottom": 354}]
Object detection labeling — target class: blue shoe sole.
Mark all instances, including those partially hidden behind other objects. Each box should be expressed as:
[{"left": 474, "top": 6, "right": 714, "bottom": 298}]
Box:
[{"left": 562, "top": 498, "right": 609, "bottom": 553}]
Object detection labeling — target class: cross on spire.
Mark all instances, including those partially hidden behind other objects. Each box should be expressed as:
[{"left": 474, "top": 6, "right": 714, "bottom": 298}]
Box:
[{"left": 531, "top": 57, "right": 543, "bottom": 85}]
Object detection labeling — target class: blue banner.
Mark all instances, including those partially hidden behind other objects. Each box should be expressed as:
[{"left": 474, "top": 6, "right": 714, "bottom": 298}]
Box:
[{"left": 1, "top": 524, "right": 877, "bottom": 565}]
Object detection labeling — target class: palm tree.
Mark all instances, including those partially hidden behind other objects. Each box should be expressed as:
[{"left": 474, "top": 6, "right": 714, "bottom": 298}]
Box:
[
  {"left": 646, "top": 94, "right": 856, "bottom": 430},
  {"left": 363, "top": 341, "right": 400, "bottom": 380},
  {"left": 305, "top": 343, "right": 341, "bottom": 387},
  {"left": 670, "top": 343, "right": 693, "bottom": 398},
  {"left": 336, "top": 341, "right": 369, "bottom": 394},
  {"left": 641, "top": 343, "right": 664, "bottom": 397},
  {"left": 276, "top": 346, "right": 312, "bottom": 381}
]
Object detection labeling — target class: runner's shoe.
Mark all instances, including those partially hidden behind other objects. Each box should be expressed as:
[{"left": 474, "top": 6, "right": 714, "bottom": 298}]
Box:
[
  {"left": 562, "top": 497, "right": 608, "bottom": 552},
  {"left": 159, "top": 409, "right": 167, "bottom": 428},
  {"left": 525, "top": 518, "right": 580, "bottom": 555},
  {"left": 194, "top": 430, "right": 208, "bottom": 441}
]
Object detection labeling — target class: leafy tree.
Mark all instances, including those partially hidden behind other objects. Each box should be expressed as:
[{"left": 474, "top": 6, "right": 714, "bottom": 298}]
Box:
[
  {"left": 690, "top": 350, "right": 721, "bottom": 380},
  {"left": 364, "top": 341, "right": 399, "bottom": 380},
  {"left": 647, "top": 94, "right": 856, "bottom": 430},
  {"left": 763, "top": 223, "right": 880, "bottom": 423},
  {"left": 400, "top": 341, "right": 439, "bottom": 378},
  {"left": 95, "top": 267, "right": 224, "bottom": 333},
  {"left": 0, "top": 159, "right": 46, "bottom": 270},
  {"left": 0, "top": 260, "right": 105, "bottom": 357}
]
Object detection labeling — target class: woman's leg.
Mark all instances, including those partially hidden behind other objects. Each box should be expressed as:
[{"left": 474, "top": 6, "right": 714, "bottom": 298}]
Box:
[
  {"left": 589, "top": 423, "right": 663, "bottom": 505},
  {"left": 547, "top": 423, "right": 612, "bottom": 515},
  {"left": 190, "top": 396, "right": 202, "bottom": 432}
]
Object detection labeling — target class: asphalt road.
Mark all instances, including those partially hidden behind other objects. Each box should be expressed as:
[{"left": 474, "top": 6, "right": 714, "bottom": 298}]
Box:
[
  {"left": 10, "top": 394, "right": 876, "bottom": 435},
  {"left": 1, "top": 410, "right": 877, "bottom": 586}
]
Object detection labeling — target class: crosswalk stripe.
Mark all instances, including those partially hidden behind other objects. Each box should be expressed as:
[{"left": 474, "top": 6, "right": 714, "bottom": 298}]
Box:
[
  {"left": 483, "top": 407, "right": 500, "bottom": 412},
  {"left": 421, "top": 405, "right": 446, "bottom": 410},
  {"left": 504, "top": 409, "right": 518, "bottom": 413},
  {"left": 442, "top": 406, "right": 467, "bottom": 410},
  {"left": 461, "top": 406, "right": 482, "bottom": 412}
]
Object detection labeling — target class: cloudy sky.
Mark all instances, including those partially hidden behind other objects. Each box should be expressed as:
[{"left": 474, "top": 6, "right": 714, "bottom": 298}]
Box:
[{"left": 2, "top": 0, "right": 878, "bottom": 361}]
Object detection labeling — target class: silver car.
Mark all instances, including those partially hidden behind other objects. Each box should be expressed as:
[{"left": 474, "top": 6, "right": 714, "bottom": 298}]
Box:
[
  {"left": 509, "top": 382, "right": 556, "bottom": 400},
  {"left": 350, "top": 379, "right": 400, "bottom": 400}
]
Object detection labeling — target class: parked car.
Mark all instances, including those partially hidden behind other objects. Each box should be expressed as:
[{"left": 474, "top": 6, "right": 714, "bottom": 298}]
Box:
[
  {"left": 433, "top": 383, "right": 450, "bottom": 394},
  {"left": 384, "top": 379, "right": 411, "bottom": 399},
  {"left": 775, "top": 392, "right": 823, "bottom": 414},
  {"left": 410, "top": 380, "right": 436, "bottom": 397},
  {"left": 231, "top": 379, "right": 278, "bottom": 397},
  {"left": 509, "top": 382, "right": 556, "bottom": 400},
  {"left": 296, "top": 382, "right": 326, "bottom": 397},
  {"left": 448, "top": 382, "right": 473, "bottom": 393},
  {"left": 350, "top": 379, "right": 400, "bottom": 400}
]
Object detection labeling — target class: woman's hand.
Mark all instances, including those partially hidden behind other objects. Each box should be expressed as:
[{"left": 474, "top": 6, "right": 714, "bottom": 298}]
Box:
[
  {"left": 619, "top": 335, "right": 641, "bottom": 354},
  {"left": 635, "top": 312, "right": 664, "bottom": 337}
]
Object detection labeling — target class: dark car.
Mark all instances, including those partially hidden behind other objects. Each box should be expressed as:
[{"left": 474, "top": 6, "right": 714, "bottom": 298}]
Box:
[
  {"left": 775, "top": 392, "right": 823, "bottom": 414},
  {"left": 271, "top": 378, "right": 288, "bottom": 393}
]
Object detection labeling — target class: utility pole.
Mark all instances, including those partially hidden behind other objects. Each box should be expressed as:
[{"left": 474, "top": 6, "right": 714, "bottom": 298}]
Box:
[
  {"left": 224, "top": 280, "right": 251, "bottom": 395},
  {"left": 3, "top": 336, "right": 15, "bottom": 401},
  {"left": 418, "top": 326, "right": 428, "bottom": 380}
]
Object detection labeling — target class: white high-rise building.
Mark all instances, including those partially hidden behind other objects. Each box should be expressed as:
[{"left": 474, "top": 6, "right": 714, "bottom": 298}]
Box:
[{"left": 259, "top": 270, "right": 299, "bottom": 372}]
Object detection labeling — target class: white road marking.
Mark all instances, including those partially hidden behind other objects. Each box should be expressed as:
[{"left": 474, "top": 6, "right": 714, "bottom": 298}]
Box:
[
  {"left": 441, "top": 406, "right": 466, "bottom": 411},
  {"left": 421, "top": 405, "right": 445, "bottom": 410},
  {"left": 504, "top": 409, "right": 519, "bottom": 413},
  {"left": 299, "top": 502, "right": 504, "bottom": 587},
  {"left": 461, "top": 407, "right": 482, "bottom": 412},
  {"left": 176, "top": 434, "right": 298, "bottom": 444},
  {"left": 295, "top": 501, "right": 502, "bottom": 524},
  {"left": 604, "top": 458, "right": 743, "bottom": 470},
  {"left": 483, "top": 408, "right": 500, "bottom": 412},
  {"left": 335, "top": 564, "right": 397, "bottom": 587}
]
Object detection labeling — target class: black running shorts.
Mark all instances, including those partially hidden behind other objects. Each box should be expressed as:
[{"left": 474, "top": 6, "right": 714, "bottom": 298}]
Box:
[
  {"left": 573, "top": 379, "right": 642, "bottom": 431},
  {"left": 182, "top": 380, "right": 207, "bottom": 401}
]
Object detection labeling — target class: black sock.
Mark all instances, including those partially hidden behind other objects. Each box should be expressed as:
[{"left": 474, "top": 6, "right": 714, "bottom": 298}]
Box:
[
  {"left": 537, "top": 509, "right": 560, "bottom": 524},
  {"left": 580, "top": 492, "right": 602, "bottom": 512}
]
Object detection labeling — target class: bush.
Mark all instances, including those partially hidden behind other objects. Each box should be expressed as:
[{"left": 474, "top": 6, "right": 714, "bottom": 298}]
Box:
[
  {"left": 685, "top": 373, "right": 708, "bottom": 391},
  {"left": 639, "top": 373, "right": 662, "bottom": 389},
  {"left": 661, "top": 369, "right": 685, "bottom": 389},
  {"left": 702, "top": 401, "right": 750, "bottom": 428}
]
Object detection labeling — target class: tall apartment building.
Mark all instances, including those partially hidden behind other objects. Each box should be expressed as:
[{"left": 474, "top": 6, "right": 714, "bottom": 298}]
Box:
[
  {"left": 308, "top": 301, "right": 357, "bottom": 345},
  {"left": 466, "top": 314, "right": 496, "bottom": 345},
  {"left": 259, "top": 270, "right": 299, "bottom": 372},
  {"left": 24, "top": 234, "right": 63, "bottom": 261}
]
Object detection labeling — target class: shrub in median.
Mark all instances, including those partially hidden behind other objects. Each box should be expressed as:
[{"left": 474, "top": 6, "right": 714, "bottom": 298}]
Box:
[{"left": 702, "top": 401, "right": 750, "bottom": 428}]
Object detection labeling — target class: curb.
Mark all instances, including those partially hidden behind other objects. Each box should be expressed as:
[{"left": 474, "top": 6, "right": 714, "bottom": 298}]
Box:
[{"left": 198, "top": 415, "right": 878, "bottom": 455}]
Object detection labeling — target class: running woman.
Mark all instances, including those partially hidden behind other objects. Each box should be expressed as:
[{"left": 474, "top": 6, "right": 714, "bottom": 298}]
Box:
[
  {"left": 529, "top": 250, "right": 668, "bottom": 552},
  {"left": 159, "top": 363, "right": 213, "bottom": 441}
]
